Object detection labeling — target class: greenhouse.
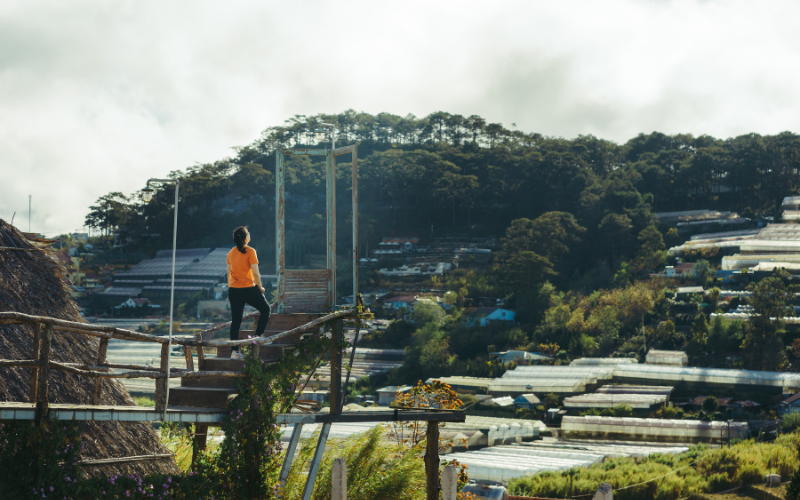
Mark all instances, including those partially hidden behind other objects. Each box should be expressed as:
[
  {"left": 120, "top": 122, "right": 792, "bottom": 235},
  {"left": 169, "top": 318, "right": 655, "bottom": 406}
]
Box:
[
  {"left": 446, "top": 446, "right": 603, "bottom": 483},
  {"left": 517, "top": 441, "right": 689, "bottom": 459},
  {"left": 488, "top": 377, "right": 588, "bottom": 395},
  {"left": 570, "top": 357, "right": 638, "bottom": 366},
  {"left": 502, "top": 366, "right": 615, "bottom": 384},
  {"left": 562, "top": 416, "right": 749, "bottom": 443},
  {"left": 611, "top": 363, "right": 800, "bottom": 393},
  {"left": 562, "top": 393, "right": 667, "bottom": 410},
  {"left": 596, "top": 384, "right": 673, "bottom": 397},
  {"left": 645, "top": 350, "right": 688, "bottom": 366}
]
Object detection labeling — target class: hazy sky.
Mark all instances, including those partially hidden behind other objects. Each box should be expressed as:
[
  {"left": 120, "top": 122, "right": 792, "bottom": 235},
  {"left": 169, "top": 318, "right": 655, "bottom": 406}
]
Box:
[{"left": 2, "top": 0, "right": 799, "bottom": 235}]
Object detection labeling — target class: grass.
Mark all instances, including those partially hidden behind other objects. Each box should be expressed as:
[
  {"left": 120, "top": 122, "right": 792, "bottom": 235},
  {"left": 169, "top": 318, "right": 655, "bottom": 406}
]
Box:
[
  {"left": 283, "top": 425, "right": 429, "bottom": 500},
  {"left": 133, "top": 395, "right": 155, "bottom": 407},
  {"left": 509, "top": 433, "right": 800, "bottom": 500},
  {"left": 160, "top": 426, "right": 224, "bottom": 471}
]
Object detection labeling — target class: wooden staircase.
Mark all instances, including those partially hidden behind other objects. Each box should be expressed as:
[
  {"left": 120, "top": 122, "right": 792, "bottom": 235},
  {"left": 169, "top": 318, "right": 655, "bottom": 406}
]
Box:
[{"left": 170, "top": 313, "right": 323, "bottom": 409}]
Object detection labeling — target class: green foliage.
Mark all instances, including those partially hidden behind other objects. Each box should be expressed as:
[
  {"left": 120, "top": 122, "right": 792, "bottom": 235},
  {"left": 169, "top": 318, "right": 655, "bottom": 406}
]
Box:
[
  {"left": 580, "top": 403, "right": 634, "bottom": 418},
  {"left": 692, "top": 260, "right": 713, "bottom": 281},
  {"left": 707, "top": 316, "right": 744, "bottom": 352},
  {"left": 0, "top": 419, "right": 83, "bottom": 500},
  {"left": 744, "top": 275, "right": 792, "bottom": 370},
  {"left": 283, "top": 426, "right": 427, "bottom": 499},
  {"left": 702, "top": 396, "right": 719, "bottom": 414},
  {"left": 511, "top": 434, "right": 800, "bottom": 500},
  {"left": 412, "top": 300, "right": 446, "bottom": 327},
  {"left": 782, "top": 412, "right": 800, "bottom": 433},
  {"left": 133, "top": 395, "right": 155, "bottom": 407}
]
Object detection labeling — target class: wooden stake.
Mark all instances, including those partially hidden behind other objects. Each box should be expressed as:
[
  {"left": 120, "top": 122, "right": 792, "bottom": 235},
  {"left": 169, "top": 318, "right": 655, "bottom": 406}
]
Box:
[
  {"left": 92, "top": 338, "right": 109, "bottom": 405},
  {"left": 155, "top": 343, "right": 169, "bottom": 413},
  {"left": 191, "top": 424, "right": 208, "bottom": 472},
  {"left": 425, "top": 421, "right": 440, "bottom": 500},
  {"left": 183, "top": 345, "right": 194, "bottom": 372},
  {"left": 29, "top": 323, "right": 41, "bottom": 403},
  {"left": 35, "top": 324, "right": 52, "bottom": 424},
  {"left": 330, "top": 320, "right": 343, "bottom": 414}
]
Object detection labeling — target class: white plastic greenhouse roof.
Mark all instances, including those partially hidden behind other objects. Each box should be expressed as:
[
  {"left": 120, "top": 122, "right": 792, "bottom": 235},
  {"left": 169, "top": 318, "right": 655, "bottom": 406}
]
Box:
[
  {"left": 570, "top": 358, "right": 638, "bottom": 366},
  {"left": 563, "top": 393, "right": 667, "bottom": 409},
  {"left": 488, "top": 378, "right": 586, "bottom": 394},
  {"left": 612, "top": 363, "right": 800, "bottom": 389},
  {"left": 596, "top": 385, "right": 674, "bottom": 396},
  {"left": 446, "top": 446, "right": 602, "bottom": 482},
  {"left": 504, "top": 366, "right": 615, "bottom": 380},
  {"left": 562, "top": 416, "right": 748, "bottom": 438},
  {"left": 517, "top": 441, "right": 689, "bottom": 459},
  {"left": 645, "top": 350, "right": 688, "bottom": 366},
  {"left": 280, "top": 415, "right": 545, "bottom": 446}
]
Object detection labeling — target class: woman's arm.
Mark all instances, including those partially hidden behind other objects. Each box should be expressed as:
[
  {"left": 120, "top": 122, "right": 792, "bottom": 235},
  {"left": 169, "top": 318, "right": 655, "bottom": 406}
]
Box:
[{"left": 251, "top": 263, "right": 265, "bottom": 293}]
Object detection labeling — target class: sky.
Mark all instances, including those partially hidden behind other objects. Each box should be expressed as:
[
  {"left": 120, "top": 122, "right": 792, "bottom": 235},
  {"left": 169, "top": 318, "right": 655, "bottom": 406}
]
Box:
[{"left": 2, "top": 0, "right": 800, "bottom": 236}]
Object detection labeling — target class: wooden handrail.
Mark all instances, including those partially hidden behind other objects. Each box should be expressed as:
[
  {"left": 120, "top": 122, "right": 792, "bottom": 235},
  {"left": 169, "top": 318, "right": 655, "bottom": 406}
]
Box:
[
  {"left": 2, "top": 309, "right": 363, "bottom": 421},
  {"left": 0, "top": 309, "right": 360, "bottom": 347}
]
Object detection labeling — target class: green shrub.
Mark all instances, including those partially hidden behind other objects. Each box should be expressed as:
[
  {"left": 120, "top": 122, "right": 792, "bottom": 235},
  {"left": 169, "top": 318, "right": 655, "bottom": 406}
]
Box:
[
  {"left": 735, "top": 463, "right": 763, "bottom": 485},
  {"left": 706, "top": 473, "right": 734, "bottom": 492},
  {"left": 782, "top": 412, "right": 800, "bottom": 433}
]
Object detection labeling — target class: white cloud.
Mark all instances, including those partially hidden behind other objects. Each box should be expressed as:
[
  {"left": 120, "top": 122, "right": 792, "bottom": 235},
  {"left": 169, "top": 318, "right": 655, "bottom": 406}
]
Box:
[{"left": 1, "top": 0, "right": 799, "bottom": 234}]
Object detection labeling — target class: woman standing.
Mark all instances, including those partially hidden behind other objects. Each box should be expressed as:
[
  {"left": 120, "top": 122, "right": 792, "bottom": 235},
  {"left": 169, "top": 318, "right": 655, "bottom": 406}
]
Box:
[{"left": 226, "top": 226, "right": 271, "bottom": 359}]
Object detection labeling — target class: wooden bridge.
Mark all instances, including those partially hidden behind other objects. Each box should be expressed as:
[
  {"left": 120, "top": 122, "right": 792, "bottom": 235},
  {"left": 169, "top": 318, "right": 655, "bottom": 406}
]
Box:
[{"left": 0, "top": 308, "right": 464, "bottom": 500}]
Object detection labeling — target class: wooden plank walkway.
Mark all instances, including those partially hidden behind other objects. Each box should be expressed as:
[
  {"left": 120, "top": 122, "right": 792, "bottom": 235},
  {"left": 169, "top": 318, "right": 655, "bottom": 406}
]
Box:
[{"left": 0, "top": 402, "right": 466, "bottom": 425}]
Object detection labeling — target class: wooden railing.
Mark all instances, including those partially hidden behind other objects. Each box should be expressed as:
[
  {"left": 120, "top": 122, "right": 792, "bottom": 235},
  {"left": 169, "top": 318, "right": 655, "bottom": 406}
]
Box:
[{"left": 0, "top": 309, "right": 360, "bottom": 422}]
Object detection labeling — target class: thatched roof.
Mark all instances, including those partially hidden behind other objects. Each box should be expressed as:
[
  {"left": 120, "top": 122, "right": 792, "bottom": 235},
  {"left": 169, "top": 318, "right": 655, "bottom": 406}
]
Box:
[{"left": 0, "top": 219, "right": 178, "bottom": 477}]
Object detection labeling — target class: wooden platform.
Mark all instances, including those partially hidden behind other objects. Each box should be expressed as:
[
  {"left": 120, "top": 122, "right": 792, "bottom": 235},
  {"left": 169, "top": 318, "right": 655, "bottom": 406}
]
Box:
[{"left": 0, "top": 402, "right": 466, "bottom": 425}]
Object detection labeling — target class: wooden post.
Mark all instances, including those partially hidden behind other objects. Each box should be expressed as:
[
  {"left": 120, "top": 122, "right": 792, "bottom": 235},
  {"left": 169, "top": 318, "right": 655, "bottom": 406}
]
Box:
[
  {"left": 29, "top": 323, "right": 41, "bottom": 403},
  {"left": 330, "top": 320, "right": 343, "bottom": 414},
  {"left": 441, "top": 464, "right": 457, "bottom": 500},
  {"left": 183, "top": 345, "right": 194, "bottom": 372},
  {"left": 332, "top": 457, "right": 347, "bottom": 500},
  {"left": 191, "top": 424, "right": 208, "bottom": 472},
  {"left": 34, "top": 324, "right": 52, "bottom": 424},
  {"left": 194, "top": 334, "right": 205, "bottom": 371},
  {"left": 155, "top": 343, "right": 169, "bottom": 413},
  {"left": 425, "top": 422, "right": 440, "bottom": 500},
  {"left": 92, "top": 338, "right": 109, "bottom": 405}
]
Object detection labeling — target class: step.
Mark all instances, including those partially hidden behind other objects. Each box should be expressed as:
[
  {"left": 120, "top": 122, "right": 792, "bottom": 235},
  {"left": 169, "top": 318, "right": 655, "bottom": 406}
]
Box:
[
  {"left": 200, "top": 357, "right": 279, "bottom": 371},
  {"left": 216, "top": 345, "right": 288, "bottom": 359},
  {"left": 181, "top": 375, "right": 239, "bottom": 389},
  {"left": 168, "top": 387, "right": 236, "bottom": 408}
]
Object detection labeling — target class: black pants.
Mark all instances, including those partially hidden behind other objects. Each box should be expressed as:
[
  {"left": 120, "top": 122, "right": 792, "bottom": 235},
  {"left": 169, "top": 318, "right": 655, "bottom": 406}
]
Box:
[{"left": 228, "top": 286, "right": 271, "bottom": 350}]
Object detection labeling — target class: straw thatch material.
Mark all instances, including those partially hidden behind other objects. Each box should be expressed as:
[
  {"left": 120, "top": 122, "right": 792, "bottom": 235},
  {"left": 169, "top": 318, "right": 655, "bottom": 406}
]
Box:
[{"left": 0, "top": 219, "right": 179, "bottom": 477}]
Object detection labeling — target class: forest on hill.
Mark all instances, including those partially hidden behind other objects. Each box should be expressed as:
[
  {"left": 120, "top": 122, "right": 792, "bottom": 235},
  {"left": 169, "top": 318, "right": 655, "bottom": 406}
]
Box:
[
  {"left": 86, "top": 110, "right": 800, "bottom": 282},
  {"left": 82, "top": 110, "right": 800, "bottom": 374}
]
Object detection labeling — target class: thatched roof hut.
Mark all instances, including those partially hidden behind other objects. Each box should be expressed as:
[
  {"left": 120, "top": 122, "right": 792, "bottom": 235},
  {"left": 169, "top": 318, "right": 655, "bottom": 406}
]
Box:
[{"left": 0, "top": 219, "right": 178, "bottom": 477}]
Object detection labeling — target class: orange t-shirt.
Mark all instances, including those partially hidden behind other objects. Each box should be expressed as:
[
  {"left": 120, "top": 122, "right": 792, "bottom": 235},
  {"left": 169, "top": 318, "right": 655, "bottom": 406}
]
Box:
[{"left": 227, "top": 246, "right": 259, "bottom": 288}]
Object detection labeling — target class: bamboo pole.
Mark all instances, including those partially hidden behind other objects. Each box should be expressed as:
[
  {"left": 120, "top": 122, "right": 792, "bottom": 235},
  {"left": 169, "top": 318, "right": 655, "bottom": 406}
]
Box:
[
  {"left": 93, "top": 338, "right": 109, "bottom": 405},
  {"left": 35, "top": 324, "right": 52, "bottom": 423},
  {"left": 29, "top": 323, "right": 41, "bottom": 403},
  {"left": 425, "top": 422, "right": 440, "bottom": 500},
  {"left": 155, "top": 343, "right": 169, "bottom": 413}
]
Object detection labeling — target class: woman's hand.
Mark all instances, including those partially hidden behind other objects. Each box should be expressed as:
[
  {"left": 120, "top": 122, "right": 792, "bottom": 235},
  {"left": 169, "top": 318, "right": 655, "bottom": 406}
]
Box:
[{"left": 259, "top": 286, "right": 266, "bottom": 294}]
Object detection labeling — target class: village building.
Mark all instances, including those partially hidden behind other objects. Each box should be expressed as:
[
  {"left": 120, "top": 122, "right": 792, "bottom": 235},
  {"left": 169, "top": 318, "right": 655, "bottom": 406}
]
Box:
[{"left": 465, "top": 307, "right": 517, "bottom": 327}]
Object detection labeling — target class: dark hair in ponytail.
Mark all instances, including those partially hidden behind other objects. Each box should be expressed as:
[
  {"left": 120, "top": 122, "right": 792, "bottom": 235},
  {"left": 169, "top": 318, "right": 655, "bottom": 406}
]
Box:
[{"left": 233, "top": 226, "right": 249, "bottom": 254}]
